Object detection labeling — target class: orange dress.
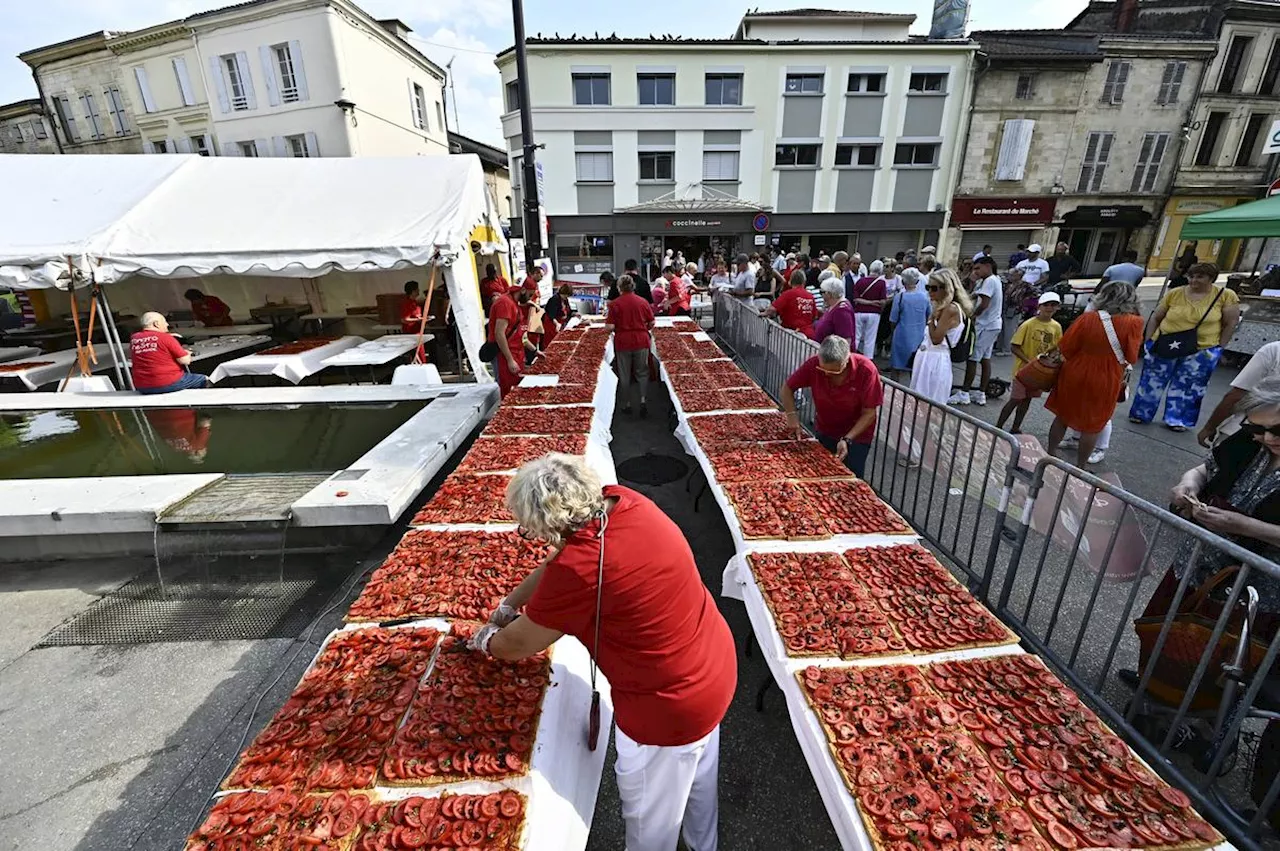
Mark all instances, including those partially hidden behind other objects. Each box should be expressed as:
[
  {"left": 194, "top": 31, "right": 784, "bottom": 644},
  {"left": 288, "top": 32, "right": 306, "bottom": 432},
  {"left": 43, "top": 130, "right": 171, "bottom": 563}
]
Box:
[{"left": 1045, "top": 310, "right": 1143, "bottom": 433}]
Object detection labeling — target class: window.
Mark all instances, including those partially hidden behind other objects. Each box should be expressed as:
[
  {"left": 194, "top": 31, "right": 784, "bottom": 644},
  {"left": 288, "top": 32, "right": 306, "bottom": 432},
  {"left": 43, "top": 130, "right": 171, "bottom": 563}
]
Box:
[
  {"left": 222, "top": 54, "right": 250, "bottom": 110},
  {"left": 847, "top": 73, "right": 885, "bottom": 94},
  {"left": 31, "top": 120, "right": 47, "bottom": 140},
  {"left": 575, "top": 151, "right": 613, "bottom": 182},
  {"left": 104, "top": 86, "right": 128, "bottom": 135},
  {"left": 286, "top": 133, "right": 312, "bottom": 157},
  {"left": 411, "top": 82, "right": 429, "bottom": 130},
  {"left": 80, "top": 93, "right": 104, "bottom": 140},
  {"left": 1219, "top": 35, "right": 1254, "bottom": 93},
  {"left": 505, "top": 80, "right": 520, "bottom": 112},
  {"left": 8, "top": 125, "right": 23, "bottom": 144},
  {"left": 775, "top": 144, "right": 820, "bottom": 166},
  {"left": 1156, "top": 61, "right": 1186, "bottom": 105},
  {"left": 835, "top": 143, "right": 879, "bottom": 166},
  {"left": 784, "top": 74, "right": 823, "bottom": 95},
  {"left": 1195, "top": 111, "right": 1228, "bottom": 166},
  {"left": 133, "top": 67, "right": 157, "bottom": 113},
  {"left": 702, "top": 150, "right": 740, "bottom": 181},
  {"left": 995, "top": 119, "right": 1035, "bottom": 180},
  {"left": 53, "top": 96, "right": 78, "bottom": 142},
  {"left": 1236, "top": 113, "right": 1269, "bottom": 167},
  {"left": 190, "top": 135, "right": 210, "bottom": 156},
  {"left": 1130, "top": 132, "right": 1169, "bottom": 192},
  {"left": 273, "top": 43, "right": 300, "bottom": 103},
  {"left": 1015, "top": 73, "right": 1035, "bottom": 100},
  {"left": 1101, "top": 61, "right": 1131, "bottom": 104},
  {"left": 572, "top": 73, "right": 611, "bottom": 105},
  {"left": 239, "top": 140, "right": 259, "bottom": 157},
  {"left": 173, "top": 57, "right": 196, "bottom": 106},
  {"left": 151, "top": 139, "right": 169, "bottom": 153},
  {"left": 436, "top": 101, "right": 445, "bottom": 130},
  {"left": 1262, "top": 42, "right": 1280, "bottom": 96},
  {"left": 639, "top": 151, "right": 674, "bottom": 181},
  {"left": 638, "top": 73, "right": 675, "bottom": 106},
  {"left": 1077, "top": 131, "right": 1114, "bottom": 192},
  {"left": 705, "top": 74, "right": 742, "bottom": 105},
  {"left": 908, "top": 73, "right": 947, "bottom": 93},
  {"left": 893, "top": 143, "right": 939, "bottom": 166}
]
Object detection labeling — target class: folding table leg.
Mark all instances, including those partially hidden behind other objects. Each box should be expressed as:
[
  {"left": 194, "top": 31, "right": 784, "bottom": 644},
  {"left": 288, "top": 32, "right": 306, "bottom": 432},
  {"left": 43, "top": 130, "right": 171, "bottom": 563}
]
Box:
[{"left": 755, "top": 676, "right": 774, "bottom": 712}]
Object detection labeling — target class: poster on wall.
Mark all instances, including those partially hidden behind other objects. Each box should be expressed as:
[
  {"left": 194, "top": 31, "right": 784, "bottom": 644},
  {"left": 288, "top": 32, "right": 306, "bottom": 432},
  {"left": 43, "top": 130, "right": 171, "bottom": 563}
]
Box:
[{"left": 508, "top": 238, "right": 526, "bottom": 280}]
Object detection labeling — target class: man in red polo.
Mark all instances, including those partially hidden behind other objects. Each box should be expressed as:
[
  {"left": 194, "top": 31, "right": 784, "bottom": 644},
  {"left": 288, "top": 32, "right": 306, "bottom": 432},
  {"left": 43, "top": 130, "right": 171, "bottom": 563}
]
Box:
[
  {"left": 132, "top": 312, "right": 208, "bottom": 394},
  {"left": 488, "top": 289, "right": 534, "bottom": 397},
  {"left": 606, "top": 274, "right": 655, "bottom": 417},
  {"left": 766, "top": 270, "right": 817, "bottom": 339}
]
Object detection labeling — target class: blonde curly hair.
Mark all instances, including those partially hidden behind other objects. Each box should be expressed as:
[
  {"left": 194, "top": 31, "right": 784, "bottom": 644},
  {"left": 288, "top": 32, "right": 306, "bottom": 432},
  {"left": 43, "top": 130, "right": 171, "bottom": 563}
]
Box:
[{"left": 506, "top": 453, "right": 604, "bottom": 545}]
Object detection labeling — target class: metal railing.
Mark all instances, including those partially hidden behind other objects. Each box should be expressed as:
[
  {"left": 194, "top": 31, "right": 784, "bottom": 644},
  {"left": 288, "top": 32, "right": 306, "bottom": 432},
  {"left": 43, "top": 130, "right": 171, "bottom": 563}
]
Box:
[{"left": 710, "top": 291, "right": 1280, "bottom": 848}]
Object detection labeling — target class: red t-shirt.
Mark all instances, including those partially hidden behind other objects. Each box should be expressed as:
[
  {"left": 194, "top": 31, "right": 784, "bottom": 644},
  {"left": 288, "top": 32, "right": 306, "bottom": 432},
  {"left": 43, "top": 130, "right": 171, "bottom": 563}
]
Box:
[
  {"left": 608, "top": 293, "right": 654, "bottom": 352},
  {"left": 772, "top": 287, "right": 817, "bottom": 338},
  {"left": 482, "top": 276, "right": 509, "bottom": 306},
  {"left": 487, "top": 293, "right": 525, "bottom": 352},
  {"left": 130, "top": 330, "right": 187, "bottom": 389},
  {"left": 192, "top": 296, "right": 233, "bottom": 327},
  {"left": 525, "top": 486, "right": 737, "bottom": 746},
  {"left": 786, "top": 354, "right": 884, "bottom": 443},
  {"left": 145, "top": 409, "right": 211, "bottom": 453},
  {"left": 400, "top": 295, "right": 423, "bottom": 334},
  {"left": 666, "top": 276, "right": 691, "bottom": 314}
]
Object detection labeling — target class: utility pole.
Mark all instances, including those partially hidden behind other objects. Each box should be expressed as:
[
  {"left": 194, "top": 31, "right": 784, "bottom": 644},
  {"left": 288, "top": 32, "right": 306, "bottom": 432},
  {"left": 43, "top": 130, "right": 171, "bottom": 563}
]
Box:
[{"left": 511, "top": 0, "right": 542, "bottom": 274}]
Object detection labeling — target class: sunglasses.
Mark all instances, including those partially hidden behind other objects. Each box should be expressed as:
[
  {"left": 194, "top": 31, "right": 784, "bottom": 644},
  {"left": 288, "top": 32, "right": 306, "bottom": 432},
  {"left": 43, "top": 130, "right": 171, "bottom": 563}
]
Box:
[
  {"left": 1240, "top": 420, "right": 1280, "bottom": 438},
  {"left": 817, "top": 362, "right": 846, "bottom": 374},
  {"left": 925, "top": 284, "right": 943, "bottom": 292}
]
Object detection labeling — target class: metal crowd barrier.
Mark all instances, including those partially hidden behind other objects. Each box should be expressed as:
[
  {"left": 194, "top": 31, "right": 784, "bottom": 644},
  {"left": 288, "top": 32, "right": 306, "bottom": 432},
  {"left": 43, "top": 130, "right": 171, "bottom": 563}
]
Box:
[{"left": 709, "top": 291, "right": 1280, "bottom": 849}]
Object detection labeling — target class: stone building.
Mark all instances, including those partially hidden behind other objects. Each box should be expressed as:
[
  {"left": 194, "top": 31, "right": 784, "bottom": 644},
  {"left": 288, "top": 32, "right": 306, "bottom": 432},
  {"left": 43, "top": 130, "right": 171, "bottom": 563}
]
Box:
[
  {"left": 0, "top": 99, "right": 58, "bottom": 155},
  {"left": 947, "top": 30, "right": 1215, "bottom": 274}
]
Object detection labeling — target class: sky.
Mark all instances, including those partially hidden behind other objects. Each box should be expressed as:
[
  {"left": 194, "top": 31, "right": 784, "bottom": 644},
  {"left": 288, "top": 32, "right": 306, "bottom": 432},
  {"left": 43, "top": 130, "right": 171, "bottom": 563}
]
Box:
[{"left": 0, "top": 0, "right": 1083, "bottom": 148}]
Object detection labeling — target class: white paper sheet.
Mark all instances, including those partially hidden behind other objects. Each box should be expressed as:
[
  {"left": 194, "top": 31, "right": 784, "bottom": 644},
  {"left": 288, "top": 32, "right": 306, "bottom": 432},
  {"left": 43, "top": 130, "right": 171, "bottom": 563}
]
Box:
[
  {"left": 320, "top": 334, "right": 424, "bottom": 367},
  {"left": 209, "top": 335, "right": 363, "bottom": 384}
]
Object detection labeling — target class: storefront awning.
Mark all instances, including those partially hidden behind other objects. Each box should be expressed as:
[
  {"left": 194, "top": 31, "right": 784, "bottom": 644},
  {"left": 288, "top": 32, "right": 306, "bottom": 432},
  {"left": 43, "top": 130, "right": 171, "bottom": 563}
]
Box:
[
  {"left": 615, "top": 184, "right": 770, "bottom": 214},
  {"left": 1181, "top": 194, "right": 1280, "bottom": 239}
]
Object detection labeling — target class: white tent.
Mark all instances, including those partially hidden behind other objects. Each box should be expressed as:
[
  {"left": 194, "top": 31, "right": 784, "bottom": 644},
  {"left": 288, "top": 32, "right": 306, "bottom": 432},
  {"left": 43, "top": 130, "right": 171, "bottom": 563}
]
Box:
[{"left": 0, "top": 153, "right": 506, "bottom": 381}]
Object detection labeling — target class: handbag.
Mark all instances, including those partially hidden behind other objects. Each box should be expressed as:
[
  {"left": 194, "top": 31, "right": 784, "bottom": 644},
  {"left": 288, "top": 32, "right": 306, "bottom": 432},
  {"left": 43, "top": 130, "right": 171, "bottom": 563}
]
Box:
[
  {"left": 1099, "top": 311, "right": 1133, "bottom": 403},
  {"left": 587, "top": 509, "right": 607, "bottom": 751},
  {"left": 1015, "top": 349, "right": 1062, "bottom": 392},
  {"left": 1133, "top": 566, "right": 1269, "bottom": 711},
  {"left": 1152, "top": 288, "right": 1222, "bottom": 359}
]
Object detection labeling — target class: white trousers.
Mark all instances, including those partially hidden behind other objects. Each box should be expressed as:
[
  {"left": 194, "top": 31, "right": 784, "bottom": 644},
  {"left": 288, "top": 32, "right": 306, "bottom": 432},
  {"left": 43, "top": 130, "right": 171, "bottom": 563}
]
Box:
[
  {"left": 854, "top": 313, "right": 880, "bottom": 358},
  {"left": 615, "top": 725, "right": 720, "bottom": 851},
  {"left": 1068, "top": 420, "right": 1112, "bottom": 450}
]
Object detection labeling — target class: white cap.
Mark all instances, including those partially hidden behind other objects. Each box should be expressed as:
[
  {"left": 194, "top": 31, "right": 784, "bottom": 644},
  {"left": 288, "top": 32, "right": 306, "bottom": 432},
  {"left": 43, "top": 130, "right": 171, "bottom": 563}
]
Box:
[
  {"left": 922, "top": 245, "right": 937, "bottom": 253},
  {"left": 1039, "top": 291, "right": 1062, "bottom": 305},
  {"left": 1028, "top": 243, "right": 1043, "bottom": 253}
]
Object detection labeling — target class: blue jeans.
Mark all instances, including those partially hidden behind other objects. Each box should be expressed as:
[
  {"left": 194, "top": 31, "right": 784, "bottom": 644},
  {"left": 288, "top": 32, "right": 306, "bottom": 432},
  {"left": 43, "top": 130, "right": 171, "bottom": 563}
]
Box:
[
  {"left": 137, "top": 372, "right": 209, "bottom": 394},
  {"left": 816, "top": 431, "right": 871, "bottom": 477},
  {"left": 1128, "top": 343, "right": 1222, "bottom": 428}
]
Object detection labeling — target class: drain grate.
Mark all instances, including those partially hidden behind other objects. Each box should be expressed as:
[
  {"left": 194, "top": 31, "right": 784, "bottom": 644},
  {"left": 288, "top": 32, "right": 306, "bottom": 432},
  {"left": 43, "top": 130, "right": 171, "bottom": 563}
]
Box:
[
  {"left": 157, "top": 473, "right": 333, "bottom": 527},
  {"left": 616, "top": 453, "right": 689, "bottom": 486},
  {"left": 36, "top": 560, "right": 346, "bottom": 646}
]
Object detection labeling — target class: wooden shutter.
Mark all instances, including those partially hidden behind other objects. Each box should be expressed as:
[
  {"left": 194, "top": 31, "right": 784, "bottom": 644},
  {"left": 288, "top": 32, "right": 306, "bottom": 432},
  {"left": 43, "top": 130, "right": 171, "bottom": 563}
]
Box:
[
  {"left": 304, "top": 131, "right": 319, "bottom": 157},
  {"left": 222, "top": 141, "right": 240, "bottom": 156},
  {"left": 165, "top": 137, "right": 179, "bottom": 153},
  {"left": 1168, "top": 62, "right": 1186, "bottom": 103},
  {"left": 203, "top": 134, "right": 216, "bottom": 155},
  {"left": 104, "top": 88, "right": 125, "bottom": 135},
  {"left": 289, "top": 40, "right": 309, "bottom": 102},
  {"left": 133, "top": 67, "right": 157, "bottom": 113},
  {"left": 176, "top": 137, "right": 192, "bottom": 153},
  {"left": 1112, "top": 62, "right": 1130, "bottom": 103},
  {"left": 208, "top": 57, "right": 230, "bottom": 113},
  {"left": 173, "top": 57, "right": 196, "bottom": 106},
  {"left": 1144, "top": 134, "right": 1169, "bottom": 192},
  {"left": 407, "top": 79, "right": 421, "bottom": 128},
  {"left": 272, "top": 136, "right": 288, "bottom": 157},
  {"left": 259, "top": 46, "right": 281, "bottom": 107},
  {"left": 1157, "top": 63, "right": 1175, "bottom": 104},
  {"left": 235, "top": 52, "right": 257, "bottom": 109},
  {"left": 994, "top": 119, "right": 1034, "bottom": 181},
  {"left": 255, "top": 137, "right": 271, "bottom": 157}
]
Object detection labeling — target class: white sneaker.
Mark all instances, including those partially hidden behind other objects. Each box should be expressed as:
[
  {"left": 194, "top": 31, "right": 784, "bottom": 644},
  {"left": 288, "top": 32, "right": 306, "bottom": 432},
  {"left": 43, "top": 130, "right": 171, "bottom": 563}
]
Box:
[
  {"left": 1087, "top": 449, "right": 1106, "bottom": 465},
  {"left": 948, "top": 391, "right": 971, "bottom": 405},
  {"left": 971, "top": 391, "right": 987, "bottom": 406},
  {"left": 1060, "top": 436, "right": 1079, "bottom": 450}
]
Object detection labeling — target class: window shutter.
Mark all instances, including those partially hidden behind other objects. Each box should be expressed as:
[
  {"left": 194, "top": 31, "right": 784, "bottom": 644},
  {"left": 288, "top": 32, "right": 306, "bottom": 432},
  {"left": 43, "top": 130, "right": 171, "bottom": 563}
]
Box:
[
  {"left": 1130, "top": 134, "right": 1154, "bottom": 192},
  {"left": 259, "top": 46, "right": 281, "bottom": 107},
  {"left": 255, "top": 137, "right": 271, "bottom": 157},
  {"left": 165, "top": 136, "right": 179, "bottom": 153},
  {"left": 33, "top": 120, "right": 47, "bottom": 140},
  {"left": 145, "top": 140, "right": 157, "bottom": 154},
  {"left": 173, "top": 57, "right": 196, "bottom": 106},
  {"left": 208, "top": 57, "right": 230, "bottom": 113},
  {"left": 235, "top": 52, "right": 257, "bottom": 109},
  {"left": 1169, "top": 62, "right": 1186, "bottom": 102},
  {"left": 1144, "top": 134, "right": 1169, "bottom": 192},
  {"left": 222, "top": 141, "right": 240, "bottom": 156},
  {"left": 994, "top": 119, "right": 1034, "bottom": 181},
  {"left": 272, "top": 136, "right": 288, "bottom": 157},
  {"left": 1113, "top": 62, "right": 1130, "bottom": 103},
  {"left": 1157, "top": 63, "right": 1175, "bottom": 104},
  {"left": 304, "top": 131, "right": 319, "bottom": 158},
  {"left": 104, "top": 89, "right": 124, "bottom": 135},
  {"left": 289, "top": 40, "right": 309, "bottom": 102},
  {"left": 203, "top": 133, "right": 216, "bottom": 155},
  {"left": 176, "top": 137, "right": 192, "bottom": 153},
  {"left": 133, "top": 67, "right": 157, "bottom": 113},
  {"left": 407, "top": 78, "right": 420, "bottom": 128}
]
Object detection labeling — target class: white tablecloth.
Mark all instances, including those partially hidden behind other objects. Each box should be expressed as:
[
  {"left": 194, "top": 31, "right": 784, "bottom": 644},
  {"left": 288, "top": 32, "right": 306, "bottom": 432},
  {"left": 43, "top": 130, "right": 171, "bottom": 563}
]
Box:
[
  {"left": 209, "top": 336, "right": 363, "bottom": 384},
  {"left": 0, "top": 346, "right": 120, "bottom": 391},
  {"left": 320, "top": 334, "right": 426, "bottom": 367},
  {"left": 0, "top": 346, "right": 42, "bottom": 363},
  {"left": 173, "top": 324, "right": 272, "bottom": 339},
  {"left": 185, "top": 335, "right": 271, "bottom": 364}
]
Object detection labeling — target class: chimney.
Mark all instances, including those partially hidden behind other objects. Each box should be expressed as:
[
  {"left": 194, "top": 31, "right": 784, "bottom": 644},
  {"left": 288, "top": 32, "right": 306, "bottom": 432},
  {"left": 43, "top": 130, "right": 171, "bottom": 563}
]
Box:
[
  {"left": 377, "top": 18, "right": 413, "bottom": 42},
  {"left": 929, "top": 0, "right": 970, "bottom": 40},
  {"left": 1115, "top": 0, "right": 1139, "bottom": 32}
]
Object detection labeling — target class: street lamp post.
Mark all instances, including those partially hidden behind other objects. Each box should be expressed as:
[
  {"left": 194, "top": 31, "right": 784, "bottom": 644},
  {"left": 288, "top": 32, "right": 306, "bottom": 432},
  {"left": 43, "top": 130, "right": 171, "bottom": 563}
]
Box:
[{"left": 511, "top": 0, "right": 542, "bottom": 275}]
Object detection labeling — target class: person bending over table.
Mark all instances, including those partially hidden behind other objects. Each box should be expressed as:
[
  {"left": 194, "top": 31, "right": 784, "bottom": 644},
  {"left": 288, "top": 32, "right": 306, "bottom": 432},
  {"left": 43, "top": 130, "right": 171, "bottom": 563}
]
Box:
[
  {"left": 183, "top": 289, "right": 233, "bottom": 327},
  {"left": 132, "top": 312, "right": 208, "bottom": 394},
  {"left": 469, "top": 454, "right": 736, "bottom": 851},
  {"left": 780, "top": 334, "right": 883, "bottom": 477},
  {"left": 488, "top": 288, "right": 535, "bottom": 397}
]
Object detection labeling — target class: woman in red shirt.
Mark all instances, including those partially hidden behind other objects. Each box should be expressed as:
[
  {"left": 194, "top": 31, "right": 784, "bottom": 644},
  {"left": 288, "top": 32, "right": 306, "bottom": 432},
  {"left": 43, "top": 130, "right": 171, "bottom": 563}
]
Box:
[
  {"left": 765, "top": 270, "right": 817, "bottom": 339},
  {"left": 471, "top": 454, "right": 736, "bottom": 851},
  {"left": 779, "top": 334, "right": 883, "bottom": 476},
  {"left": 487, "top": 290, "right": 534, "bottom": 396},
  {"left": 183, "top": 289, "right": 233, "bottom": 327},
  {"left": 660, "top": 268, "right": 692, "bottom": 317},
  {"left": 480, "top": 263, "right": 510, "bottom": 314}
]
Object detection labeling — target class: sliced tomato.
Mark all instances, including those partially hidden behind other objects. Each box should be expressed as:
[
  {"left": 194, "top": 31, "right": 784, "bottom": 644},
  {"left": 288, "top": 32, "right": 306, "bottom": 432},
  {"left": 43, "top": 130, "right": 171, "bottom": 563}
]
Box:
[
  {"left": 333, "top": 807, "right": 359, "bottom": 838},
  {"left": 1045, "top": 820, "right": 1079, "bottom": 849},
  {"left": 395, "top": 825, "right": 429, "bottom": 848},
  {"left": 499, "top": 791, "right": 522, "bottom": 818},
  {"left": 1159, "top": 785, "right": 1191, "bottom": 809}
]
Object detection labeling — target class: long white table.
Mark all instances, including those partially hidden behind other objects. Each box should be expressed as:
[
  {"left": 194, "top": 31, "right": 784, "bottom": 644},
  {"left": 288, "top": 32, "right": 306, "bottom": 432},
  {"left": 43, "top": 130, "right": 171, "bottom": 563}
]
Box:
[
  {"left": 184, "top": 335, "right": 272, "bottom": 364},
  {"left": 172, "top": 324, "right": 272, "bottom": 340},
  {"left": 208, "top": 335, "right": 362, "bottom": 384},
  {"left": 0, "top": 346, "right": 120, "bottom": 391},
  {"left": 0, "top": 346, "right": 42, "bottom": 364},
  {"left": 319, "top": 334, "right": 426, "bottom": 367}
]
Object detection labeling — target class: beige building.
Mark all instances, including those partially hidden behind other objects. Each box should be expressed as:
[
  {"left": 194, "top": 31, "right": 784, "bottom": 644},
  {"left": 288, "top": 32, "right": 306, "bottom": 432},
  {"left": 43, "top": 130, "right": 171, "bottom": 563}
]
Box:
[
  {"left": 0, "top": 99, "right": 58, "bottom": 154},
  {"left": 948, "top": 30, "right": 1215, "bottom": 274},
  {"left": 450, "top": 132, "right": 513, "bottom": 224},
  {"left": 109, "top": 23, "right": 214, "bottom": 155}
]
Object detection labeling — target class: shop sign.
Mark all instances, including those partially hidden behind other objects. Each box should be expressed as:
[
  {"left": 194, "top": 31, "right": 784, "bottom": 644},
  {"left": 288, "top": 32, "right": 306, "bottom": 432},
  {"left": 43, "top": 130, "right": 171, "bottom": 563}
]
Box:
[
  {"left": 1174, "top": 199, "right": 1224, "bottom": 214},
  {"left": 1063, "top": 204, "right": 1151, "bottom": 228},
  {"left": 665, "top": 219, "right": 723, "bottom": 228},
  {"left": 1264, "top": 117, "right": 1280, "bottom": 155},
  {"left": 949, "top": 196, "right": 1056, "bottom": 227},
  {"left": 753, "top": 234, "right": 767, "bottom": 246}
]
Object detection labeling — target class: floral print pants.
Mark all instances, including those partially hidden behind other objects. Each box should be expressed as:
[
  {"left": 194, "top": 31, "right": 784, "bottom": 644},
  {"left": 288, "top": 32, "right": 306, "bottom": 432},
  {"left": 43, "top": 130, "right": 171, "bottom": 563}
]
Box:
[{"left": 1127, "top": 343, "right": 1222, "bottom": 428}]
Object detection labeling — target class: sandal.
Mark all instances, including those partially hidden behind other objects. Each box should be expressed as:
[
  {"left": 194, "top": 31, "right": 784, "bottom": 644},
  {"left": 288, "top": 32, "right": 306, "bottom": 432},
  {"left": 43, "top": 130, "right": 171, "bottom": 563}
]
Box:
[
  {"left": 1129, "top": 417, "right": 1146, "bottom": 424},
  {"left": 1166, "top": 424, "right": 1187, "bottom": 433}
]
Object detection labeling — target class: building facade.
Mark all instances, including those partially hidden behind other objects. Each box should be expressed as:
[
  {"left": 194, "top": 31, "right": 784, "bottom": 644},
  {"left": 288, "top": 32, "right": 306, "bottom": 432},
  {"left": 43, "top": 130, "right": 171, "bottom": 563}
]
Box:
[
  {"left": 1069, "top": 0, "right": 1280, "bottom": 272},
  {"left": 449, "top": 132, "right": 513, "bottom": 224},
  {"left": 496, "top": 9, "right": 976, "bottom": 284},
  {"left": 15, "top": 0, "right": 449, "bottom": 160},
  {"left": 948, "top": 30, "right": 1215, "bottom": 273},
  {"left": 0, "top": 99, "right": 58, "bottom": 155}
]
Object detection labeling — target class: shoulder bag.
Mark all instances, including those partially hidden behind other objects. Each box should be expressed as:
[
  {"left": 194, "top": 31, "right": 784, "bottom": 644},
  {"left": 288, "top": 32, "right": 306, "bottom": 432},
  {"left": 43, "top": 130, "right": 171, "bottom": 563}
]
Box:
[
  {"left": 1153, "top": 287, "right": 1222, "bottom": 360},
  {"left": 587, "top": 509, "right": 607, "bottom": 751},
  {"left": 1099, "top": 310, "right": 1133, "bottom": 403}
]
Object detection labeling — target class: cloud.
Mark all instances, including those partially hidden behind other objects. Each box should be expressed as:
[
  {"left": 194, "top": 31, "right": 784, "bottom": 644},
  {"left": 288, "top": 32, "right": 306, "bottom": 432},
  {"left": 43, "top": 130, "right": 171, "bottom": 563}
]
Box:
[{"left": 403, "top": 25, "right": 506, "bottom": 146}]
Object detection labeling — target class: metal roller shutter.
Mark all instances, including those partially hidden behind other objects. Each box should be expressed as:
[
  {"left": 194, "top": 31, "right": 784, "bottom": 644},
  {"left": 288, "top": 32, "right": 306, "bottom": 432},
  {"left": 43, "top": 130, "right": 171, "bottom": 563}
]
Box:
[{"left": 958, "top": 230, "right": 1034, "bottom": 268}]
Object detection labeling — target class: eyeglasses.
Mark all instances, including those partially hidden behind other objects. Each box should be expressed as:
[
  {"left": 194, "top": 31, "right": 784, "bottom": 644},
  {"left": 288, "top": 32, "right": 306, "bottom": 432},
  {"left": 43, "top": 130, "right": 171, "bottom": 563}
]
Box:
[
  {"left": 1240, "top": 420, "right": 1280, "bottom": 438},
  {"left": 925, "top": 284, "right": 942, "bottom": 292},
  {"left": 817, "top": 362, "right": 846, "bottom": 374}
]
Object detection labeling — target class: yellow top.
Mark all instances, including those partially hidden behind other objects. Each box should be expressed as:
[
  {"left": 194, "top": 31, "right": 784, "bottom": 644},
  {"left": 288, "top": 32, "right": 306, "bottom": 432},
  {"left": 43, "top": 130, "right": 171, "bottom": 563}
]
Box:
[
  {"left": 1011, "top": 317, "right": 1063, "bottom": 376},
  {"left": 1157, "top": 285, "right": 1239, "bottom": 350}
]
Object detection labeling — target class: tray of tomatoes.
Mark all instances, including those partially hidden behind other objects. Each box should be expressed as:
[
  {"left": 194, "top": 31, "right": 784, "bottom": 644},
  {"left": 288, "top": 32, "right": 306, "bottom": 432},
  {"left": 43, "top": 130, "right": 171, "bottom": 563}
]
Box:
[
  {"left": 346, "top": 530, "right": 550, "bottom": 623},
  {"left": 411, "top": 473, "right": 514, "bottom": 526},
  {"left": 254, "top": 337, "right": 342, "bottom": 356},
  {"left": 523, "top": 350, "right": 573, "bottom": 375},
  {"left": 689, "top": 411, "right": 799, "bottom": 444},
  {"left": 0, "top": 361, "right": 53, "bottom": 372},
  {"left": 187, "top": 788, "right": 372, "bottom": 850},
  {"left": 502, "top": 384, "right": 597, "bottom": 407},
  {"left": 704, "top": 441, "right": 853, "bottom": 484},
  {"left": 224, "top": 627, "right": 440, "bottom": 792},
  {"left": 356, "top": 791, "right": 526, "bottom": 850},
  {"left": 795, "top": 479, "right": 912, "bottom": 535},
  {"left": 723, "top": 481, "right": 828, "bottom": 540},
  {"left": 382, "top": 632, "right": 550, "bottom": 785},
  {"left": 484, "top": 406, "right": 595, "bottom": 437},
  {"left": 456, "top": 436, "right": 588, "bottom": 475}
]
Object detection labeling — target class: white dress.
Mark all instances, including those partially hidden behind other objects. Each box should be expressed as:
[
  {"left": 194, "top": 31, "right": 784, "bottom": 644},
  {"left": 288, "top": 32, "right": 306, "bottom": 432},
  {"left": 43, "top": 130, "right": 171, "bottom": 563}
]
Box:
[{"left": 911, "top": 316, "right": 962, "bottom": 404}]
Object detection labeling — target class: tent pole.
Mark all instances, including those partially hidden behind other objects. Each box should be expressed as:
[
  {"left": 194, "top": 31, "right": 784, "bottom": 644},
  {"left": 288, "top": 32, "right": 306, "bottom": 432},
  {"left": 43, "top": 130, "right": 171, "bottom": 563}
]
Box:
[
  {"left": 97, "top": 286, "right": 134, "bottom": 390},
  {"left": 95, "top": 287, "right": 127, "bottom": 391}
]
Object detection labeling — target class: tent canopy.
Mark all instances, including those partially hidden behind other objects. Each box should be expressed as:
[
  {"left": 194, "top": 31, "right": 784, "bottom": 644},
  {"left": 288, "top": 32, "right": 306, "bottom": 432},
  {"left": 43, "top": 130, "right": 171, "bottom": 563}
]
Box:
[
  {"left": 0, "top": 153, "right": 506, "bottom": 288},
  {"left": 1181, "top": 194, "right": 1280, "bottom": 240}
]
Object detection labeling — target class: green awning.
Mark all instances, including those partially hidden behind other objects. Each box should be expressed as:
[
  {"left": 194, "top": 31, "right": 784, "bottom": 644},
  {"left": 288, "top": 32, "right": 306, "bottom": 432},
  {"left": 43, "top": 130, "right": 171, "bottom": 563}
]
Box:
[{"left": 1181, "top": 195, "right": 1280, "bottom": 239}]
